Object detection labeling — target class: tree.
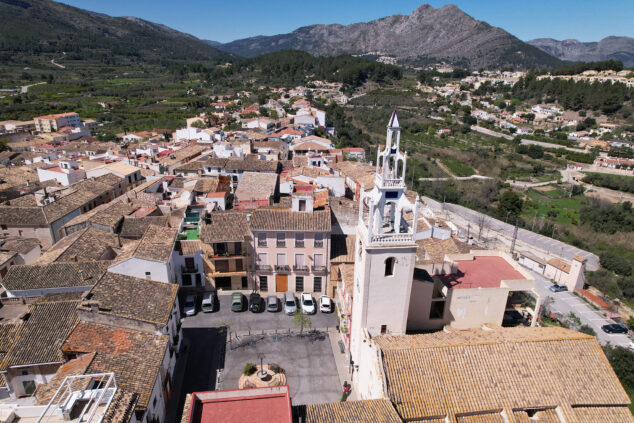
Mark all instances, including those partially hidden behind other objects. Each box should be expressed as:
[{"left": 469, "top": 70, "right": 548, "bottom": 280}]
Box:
[
  {"left": 602, "top": 345, "right": 634, "bottom": 399},
  {"left": 293, "top": 311, "right": 312, "bottom": 334},
  {"left": 190, "top": 119, "right": 206, "bottom": 129},
  {"left": 497, "top": 191, "right": 523, "bottom": 222}
]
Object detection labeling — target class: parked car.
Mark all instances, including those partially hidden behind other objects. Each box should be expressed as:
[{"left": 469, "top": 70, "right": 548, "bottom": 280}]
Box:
[
  {"left": 201, "top": 292, "right": 217, "bottom": 313},
  {"left": 601, "top": 324, "right": 629, "bottom": 334},
  {"left": 249, "top": 293, "right": 263, "bottom": 313},
  {"left": 184, "top": 295, "right": 196, "bottom": 316},
  {"left": 300, "top": 292, "right": 315, "bottom": 314},
  {"left": 266, "top": 295, "right": 279, "bottom": 312},
  {"left": 284, "top": 291, "right": 297, "bottom": 315},
  {"left": 231, "top": 292, "right": 245, "bottom": 312},
  {"left": 549, "top": 284, "right": 568, "bottom": 293},
  {"left": 319, "top": 295, "right": 333, "bottom": 313}
]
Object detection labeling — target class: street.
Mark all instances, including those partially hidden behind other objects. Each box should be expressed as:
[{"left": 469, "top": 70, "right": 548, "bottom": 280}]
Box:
[{"left": 530, "top": 269, "right": 630, "bottom": 348}]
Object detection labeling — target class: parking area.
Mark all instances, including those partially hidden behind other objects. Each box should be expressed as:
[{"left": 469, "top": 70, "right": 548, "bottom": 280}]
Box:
[
  {"left": 217, "top": 331, "right": 342, "bottom": 405},
  {"left": 181, "top": 292, "right": 338, "bottom": 332}
]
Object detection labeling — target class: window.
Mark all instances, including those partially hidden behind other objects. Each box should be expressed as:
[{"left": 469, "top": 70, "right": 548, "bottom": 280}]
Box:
[
  {"left": 276, "top": 232, "right": 286, "bottom": 247},
  {"left": 153, "top": 397, "right": 157, "bottom": 408},
  {"left": 314, "top": 276, "right": 322, "bottom": 293},
  {"left": 299, "top": 199, "right": 306, "bottom": 211},
  {"left": 257, "top": 233, "right": 267, "bottom": 247},
  {"left": 295, "top": 233, "right": 305, "bottom": 248},
  {"left": 18, "top": 230, "right": 23, "bottom": 237},
  {"left": 184, "top": 257, "right": 195, "bottom": 268},
  {"left": 295, "top": 276, "right": 304, "bottom": 292},
  {"left": 314, "top": 233, "right": 324, "bottom": 248},
  {"left": 381, "top": 325, "right": 387, "bottom": 335},
  {"left": 236, "top": 260, "right": 243, "bottom": 271},
  {"left": 260, "top": 276, "right": 268, "bottom": 291},
  {"left": 384, "top": 257, "right": 396, "bottom": 277},
  {"left": 1, "top": 225, "right": 6, "bottom": 230},
  {"left": 182, "top": 274, "right": 192, "bottom": 286},
  {"left": 295, "top": 254, "right": 305, "bottom": 270},
  {"left": 257, "top": 253, "right": 267, "bottom": 267},
  {"left": 145, "top": 271, "right": 151, "bottom": 279},
  {"left": 429, "top": 301, "right": 445, "bottom": 319},
  {"left": 314, "top": 254, "right": 324, "bottom": 270},
  {"left": 22, "top": 380, "right": 36, "bottom": 396},
  {"left": 242, "top": 277, "right": 248, "bottom": 289}
]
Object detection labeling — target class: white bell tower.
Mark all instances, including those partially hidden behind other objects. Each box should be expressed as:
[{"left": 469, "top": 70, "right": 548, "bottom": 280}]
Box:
[{"left": 350, "top": 109, "right": 419, "bottom": 369}]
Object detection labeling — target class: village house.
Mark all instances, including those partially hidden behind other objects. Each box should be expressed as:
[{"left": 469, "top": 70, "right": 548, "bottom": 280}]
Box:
[{"left": 233, "top": 172, "right": 279, "bottom": 210}]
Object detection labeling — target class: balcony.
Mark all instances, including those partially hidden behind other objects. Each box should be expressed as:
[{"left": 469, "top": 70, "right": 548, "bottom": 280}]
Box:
[
  {"left": 314, "top": 241, "right": 324, "bottom": 248},
  {"left": 293, "top": 265, "right": 309, "bottom": 272},
  {"left": 312, "top": 265, "right": 327, "bottom": 272},
  {"left": 257, "top": 240, "right": 267, "bottom": 247},
  {"left": 253, "top": 264, "right": 272, "bottom": 271},
  {"left": 181, "top": 265, "right": 199, "bottom": 274},
  {"left": 276, "top": 241, "right": 286, "bottom": 248},
  {"left": 274, "top": 264, "right": 291, "bottom": 272},
  {"left": 295, "top": 240, "right": 305, "bottom": 248}
]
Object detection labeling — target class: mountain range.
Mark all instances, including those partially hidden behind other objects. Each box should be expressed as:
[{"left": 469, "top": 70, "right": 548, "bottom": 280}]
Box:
[
  {"left": 527, "top": 37, "right": 634, "bottom": 68},
  {"left": 210, "top": 4, "right": 563, "bottom": 69},
  {"left": 0, "top": 0, "right": 230, "bottom": 62}
]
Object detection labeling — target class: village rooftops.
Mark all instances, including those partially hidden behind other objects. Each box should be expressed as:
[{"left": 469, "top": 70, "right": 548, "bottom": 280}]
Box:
[
  {"left": 78, "top": 272, "right": 178, "bottom": 327},
  {"left": 330, "top": 235, "right": 356, "bottom": 264},
  {"left": 0, "top": 189, "right": 98, "bottom": 225},
  {"left": 250, "top": 209, "right": 331, "bottom": 232},
  {"left": 35, "top": 228, "right": 123, "bottom": 264},
  {"left": 294, "top": 399, "right": 401, "bottom": 423},
  {"left": 130, "top": 224, "right": 178, "bottom": 262},
  {"left": 61, "top": 322, "right": 169, "bottom": 412},
  {"left": 548, "top": 258, "right": 571, "bottom": 273},
  {"left": 200, "top": 211, "right": 250, "bottom": 243},
  {"left": 438, "top": 254, "right": 527, "bottom": 289},
  {"left": 183, "top": 386, "right": 293, "bottom": 423},
  {"left": 0, "top": 298, "right": 80, "bottom": 370},
  {"left": 119, "top": 216, "right": 171, "bottom": 239},
  {"left": 0, "top": 261, "right": 108, "bottom": 293},
  {"left": 234, "top": 172, "right": 278, "bottom": 201},
  {"left": 193, "top": 176, "right": 220, "bottom": 193},
  {"left": 373, "top": 326, "right": 633, "bottom": 422}
]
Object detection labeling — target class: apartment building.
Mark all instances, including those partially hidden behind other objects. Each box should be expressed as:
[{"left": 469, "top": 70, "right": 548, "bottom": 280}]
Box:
[
  {"left": 251, "top": 205, "right": 331, "bottom": 295},
  {"left": 34, "top": 112, "right": 81, "bottom": 133}
]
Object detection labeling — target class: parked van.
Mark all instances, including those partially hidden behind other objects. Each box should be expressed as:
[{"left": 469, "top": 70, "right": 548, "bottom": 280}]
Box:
[
  {"left": 201, "top": 292, "right": 216, "bottom": 313},
  {"left": 284, "top": 291, "right": 297, "bottom": 315}
]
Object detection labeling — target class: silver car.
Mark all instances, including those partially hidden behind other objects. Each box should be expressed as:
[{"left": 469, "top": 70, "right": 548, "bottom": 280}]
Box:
[{"left": 283, "top": 291, "right": 296, "bottom": 315}]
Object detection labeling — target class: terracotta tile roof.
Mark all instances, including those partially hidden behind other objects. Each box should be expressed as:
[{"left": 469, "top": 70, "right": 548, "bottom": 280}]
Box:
[
  {"left": 250, "top": 209, "right": 331, "bottom": 232},
  {"left": 200, "top": 211, "right": 250, "bottom": 243},
  {"left": 0, "top": 237, "right": 41, "bottom": 255},
  {"left": 180, "top": 240, "right": 202, "bottom": 256},
  {"left": 547, "top": 258, "right": 571, "bottom": 273},
  {"left": 235, "top": 172, "right": 278, "bottom": 201},
  {"left": 573, "top": 406, "right": 634, "bottom": 422},
  {"left": 331, "top": 235, "right": 356, "bottom": 263},
  {"left": 62, "top": 322, "right": 169, "bottom": 410},
  {"left": 416, "top": 237, "right": 471, "bottom": 264},
  {"left": 456, "top": 413, "right": 505, "bottom": 422},
  {"left": 35, "top": 352, "right": 95, "bottom": 404},
  {"left": 224, "top": 157, "right": 280, "bottom": 172},
  {"left": 1, "top": 299, "right": 80, "bottom": 369},
  {"left": 573, "top": 255, "right": 588, "bottom": 263},
  {"left": 36, "top": 228, "right": 121, "bottom": 264},
  {"left": 78, "top": 272, "right": 178, "bottom": 326},
  {"left": 193, "top": 176, "right": 219, "bottom": 193},
  {"left": 374, "top": 327, "right": 631, "bottom": 421},
  {"left": 331, "top": 161, "right": 376, "bottom": 190},
  {"left": 120, "top": 216, "right": 170, "bottom": 239},
  {"left": 103, "top": 390, "right": 139, "bottom": 423},
  {"left": 339, "top": 264, "right": 355, "bottom": 297},
  {"left": 296, "top": 399, "right": 401, "bottom": 423},
  {"left": 1, "top": 262, "right": 107, "bottom": 292},
  {"left": 0, "top": 323, "right": 20, "bottom": 376},
  {"left": 131, "top": 224, "right": 177, "bottom": 262}
]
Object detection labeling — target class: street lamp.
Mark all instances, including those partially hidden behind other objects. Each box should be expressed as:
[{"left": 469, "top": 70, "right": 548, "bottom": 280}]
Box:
[{"left": 258, "top": 352, "right": 265, "bottom": 377}]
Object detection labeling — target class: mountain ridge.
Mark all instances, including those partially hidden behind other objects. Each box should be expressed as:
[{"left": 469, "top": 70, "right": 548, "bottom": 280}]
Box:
[
  {"left": 527, "top": 36, "right": 634, "bottom": 67},
  {"left": 213, "top": 3, "right": 562, "bottom": 69},
  {"left": 0, "top": 0, "right": 232, "bottom": 62}
]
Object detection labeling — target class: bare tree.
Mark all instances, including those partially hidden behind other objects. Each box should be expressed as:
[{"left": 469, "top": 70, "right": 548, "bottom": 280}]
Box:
[{"left": 476, "top": 214, "right": 490, "bottom": 241}]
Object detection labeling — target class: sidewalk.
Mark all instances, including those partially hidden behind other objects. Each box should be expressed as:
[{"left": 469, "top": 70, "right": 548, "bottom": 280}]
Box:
[{"left": 327, "top": 329, "right": 359, "bottom": 401}]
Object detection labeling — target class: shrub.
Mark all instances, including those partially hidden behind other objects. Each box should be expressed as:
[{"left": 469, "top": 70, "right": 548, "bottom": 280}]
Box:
[
  {"left": 269, "top": 364, "right": 284, "bottom": 374},
  {"left": 243, "top": 362, "right": 256, "bottom": 376},
  {"left": 578, "top": 324, "right": 597, "bottom": 336}
]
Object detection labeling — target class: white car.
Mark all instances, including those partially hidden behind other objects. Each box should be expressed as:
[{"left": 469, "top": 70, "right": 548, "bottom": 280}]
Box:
[
  {"left": 300, "top": 292, "right": 315, "bottom": 314},
  {"left": 184, "top": 295, "right": 196, "bottom": 316},
  {"left": 319, "top": 295, "right": 333, "bottom": 313}
]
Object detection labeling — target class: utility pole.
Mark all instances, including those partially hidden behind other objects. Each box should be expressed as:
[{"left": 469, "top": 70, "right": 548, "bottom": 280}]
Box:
[{"left": 510, "top": 220, "right": 519, "bottom": 255}]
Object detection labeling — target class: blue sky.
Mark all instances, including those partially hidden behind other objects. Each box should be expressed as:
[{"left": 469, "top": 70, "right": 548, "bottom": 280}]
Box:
[{"left": 58, "top": 0, "right": 633, "bottom": 44}]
